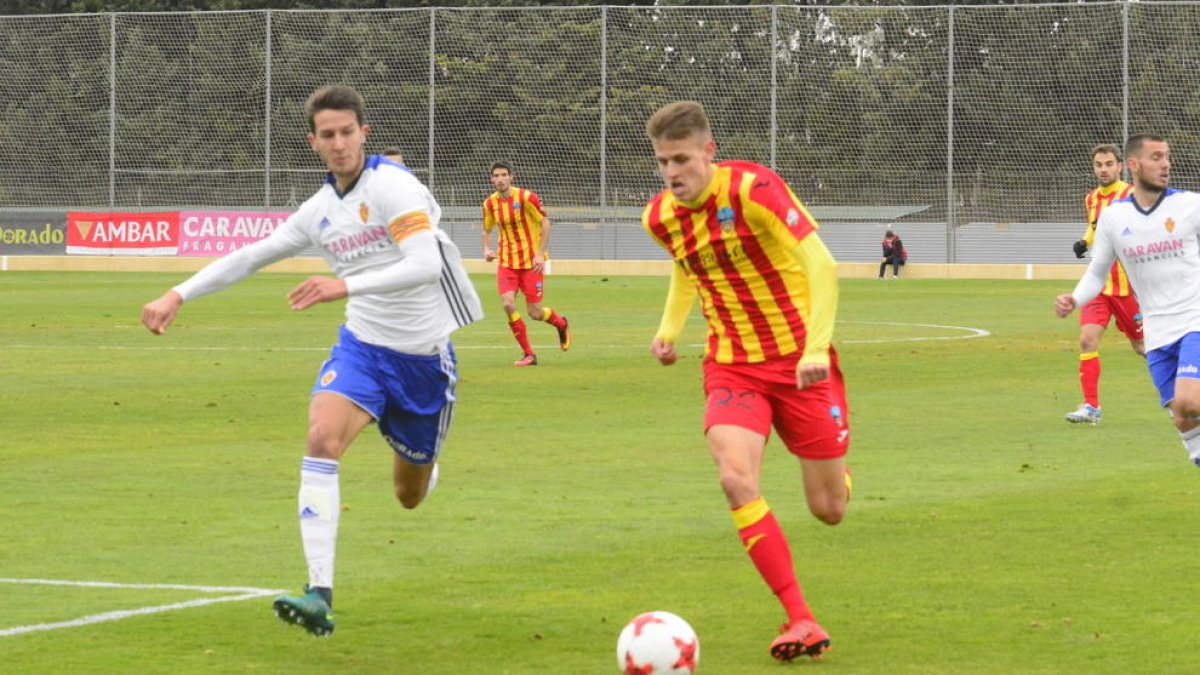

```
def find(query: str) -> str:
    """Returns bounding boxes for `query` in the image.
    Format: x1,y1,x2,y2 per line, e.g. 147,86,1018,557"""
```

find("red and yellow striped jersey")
483,187,546,270
1083,180,1134,297
643,161,825,365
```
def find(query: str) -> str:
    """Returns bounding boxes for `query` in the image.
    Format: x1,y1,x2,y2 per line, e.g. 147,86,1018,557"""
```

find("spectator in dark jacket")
879,230,905,279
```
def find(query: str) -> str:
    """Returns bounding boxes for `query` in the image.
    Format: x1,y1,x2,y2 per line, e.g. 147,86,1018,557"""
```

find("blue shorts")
312,325,457,465
1146,332,1200,407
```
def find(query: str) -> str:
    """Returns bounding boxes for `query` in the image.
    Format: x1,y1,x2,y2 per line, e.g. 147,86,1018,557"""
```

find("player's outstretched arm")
141,290,183,335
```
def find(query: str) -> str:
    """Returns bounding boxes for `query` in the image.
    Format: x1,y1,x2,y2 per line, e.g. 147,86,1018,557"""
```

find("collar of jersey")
325,158,368,199
1131,187,1177,216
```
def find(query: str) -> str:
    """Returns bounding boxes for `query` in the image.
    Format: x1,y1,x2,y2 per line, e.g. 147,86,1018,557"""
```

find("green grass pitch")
1,272,1196,674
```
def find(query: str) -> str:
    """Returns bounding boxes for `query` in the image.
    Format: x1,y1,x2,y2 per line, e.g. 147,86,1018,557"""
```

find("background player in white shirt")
1056,133,1200,468
141,85,482,636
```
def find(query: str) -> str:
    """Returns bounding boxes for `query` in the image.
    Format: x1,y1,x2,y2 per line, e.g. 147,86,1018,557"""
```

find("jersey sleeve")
482,196,496,233
787,234,838,368
1072,208,1117,306
527,190,547,218
172,207,313,302
1082,192,1097,246
379,173,435,245
654,262,697,343
743,169,818,249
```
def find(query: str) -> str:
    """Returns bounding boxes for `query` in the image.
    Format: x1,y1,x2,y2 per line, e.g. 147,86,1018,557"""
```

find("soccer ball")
616,611,700,674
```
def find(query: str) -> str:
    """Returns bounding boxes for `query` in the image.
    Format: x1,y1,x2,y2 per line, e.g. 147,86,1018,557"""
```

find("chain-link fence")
1,3,1195,262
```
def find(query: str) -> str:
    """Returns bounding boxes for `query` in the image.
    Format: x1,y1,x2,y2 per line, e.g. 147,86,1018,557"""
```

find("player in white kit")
1056,133,1200,468
140,85,483,636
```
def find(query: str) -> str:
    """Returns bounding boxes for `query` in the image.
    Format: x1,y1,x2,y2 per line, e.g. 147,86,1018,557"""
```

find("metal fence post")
109,13,116,208
945,5,955,264
264,9,272,209
600,6,609,259
428,8,437,193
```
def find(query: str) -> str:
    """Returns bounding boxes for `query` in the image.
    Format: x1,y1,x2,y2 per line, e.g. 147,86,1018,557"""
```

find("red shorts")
1080,293,1143,341
702,346,850,460
496,265,544,301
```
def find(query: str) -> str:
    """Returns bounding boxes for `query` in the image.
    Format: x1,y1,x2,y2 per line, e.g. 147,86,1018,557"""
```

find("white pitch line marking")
838,320,991,344
0,578,287,638
0,321,990,352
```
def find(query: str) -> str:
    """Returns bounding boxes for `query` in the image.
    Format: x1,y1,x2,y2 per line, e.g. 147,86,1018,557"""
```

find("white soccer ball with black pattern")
616,611,699,674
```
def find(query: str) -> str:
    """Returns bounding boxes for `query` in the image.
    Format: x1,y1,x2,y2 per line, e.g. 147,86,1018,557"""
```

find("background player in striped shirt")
1065,144,1145,424
642,101,850,663
141,85,482,637
481,160,571,366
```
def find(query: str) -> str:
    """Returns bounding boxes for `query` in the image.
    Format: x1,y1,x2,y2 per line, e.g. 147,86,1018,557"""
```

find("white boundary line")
1,322,989,352
0,578,287,638
838,320,991,344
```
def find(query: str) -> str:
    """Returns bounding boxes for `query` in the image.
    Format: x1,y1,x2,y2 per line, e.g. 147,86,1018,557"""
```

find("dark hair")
645,101,711,141
304,85,366,133
885,230,895,238
1091,143,1121,161
381,146,404,160
490,160,513,175
1125,132,1166,159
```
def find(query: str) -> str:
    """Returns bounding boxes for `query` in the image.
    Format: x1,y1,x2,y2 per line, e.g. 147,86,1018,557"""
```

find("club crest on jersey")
359,202,370,223
513,201,522,210
717,206,736,231
320,370,337,387
1165,218,1175,233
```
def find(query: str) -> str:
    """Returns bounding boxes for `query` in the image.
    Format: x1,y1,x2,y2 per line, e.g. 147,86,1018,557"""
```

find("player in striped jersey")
140,85,483,636
642,101,850,662
1058,133,1200,468
481,161,571,366
1065,144,1145,424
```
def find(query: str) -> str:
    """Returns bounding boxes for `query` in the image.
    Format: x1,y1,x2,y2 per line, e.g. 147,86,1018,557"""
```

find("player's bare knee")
810,500,845,526
305,427,343,459
716,468,755,502
1175,400,1200,428
394,484,426,509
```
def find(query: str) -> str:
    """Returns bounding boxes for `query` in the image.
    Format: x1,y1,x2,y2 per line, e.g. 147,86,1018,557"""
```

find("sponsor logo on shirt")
1121,227,1133,236
323,224,392,262
1123,238,1185,264
318,217,332,231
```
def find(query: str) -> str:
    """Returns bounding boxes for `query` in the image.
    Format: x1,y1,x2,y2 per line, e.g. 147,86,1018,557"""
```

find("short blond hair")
645,101,711,141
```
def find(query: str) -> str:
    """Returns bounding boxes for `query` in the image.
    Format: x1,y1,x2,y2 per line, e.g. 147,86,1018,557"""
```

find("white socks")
299,457,340,589
426,463,439,501
1181,426,1200,466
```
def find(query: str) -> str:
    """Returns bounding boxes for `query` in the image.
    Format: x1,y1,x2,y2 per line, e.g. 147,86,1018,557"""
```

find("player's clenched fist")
1054,293,1077,318
141,290,183,335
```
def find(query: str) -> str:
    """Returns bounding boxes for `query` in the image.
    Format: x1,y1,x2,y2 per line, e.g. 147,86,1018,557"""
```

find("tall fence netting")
2,3,1199,261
